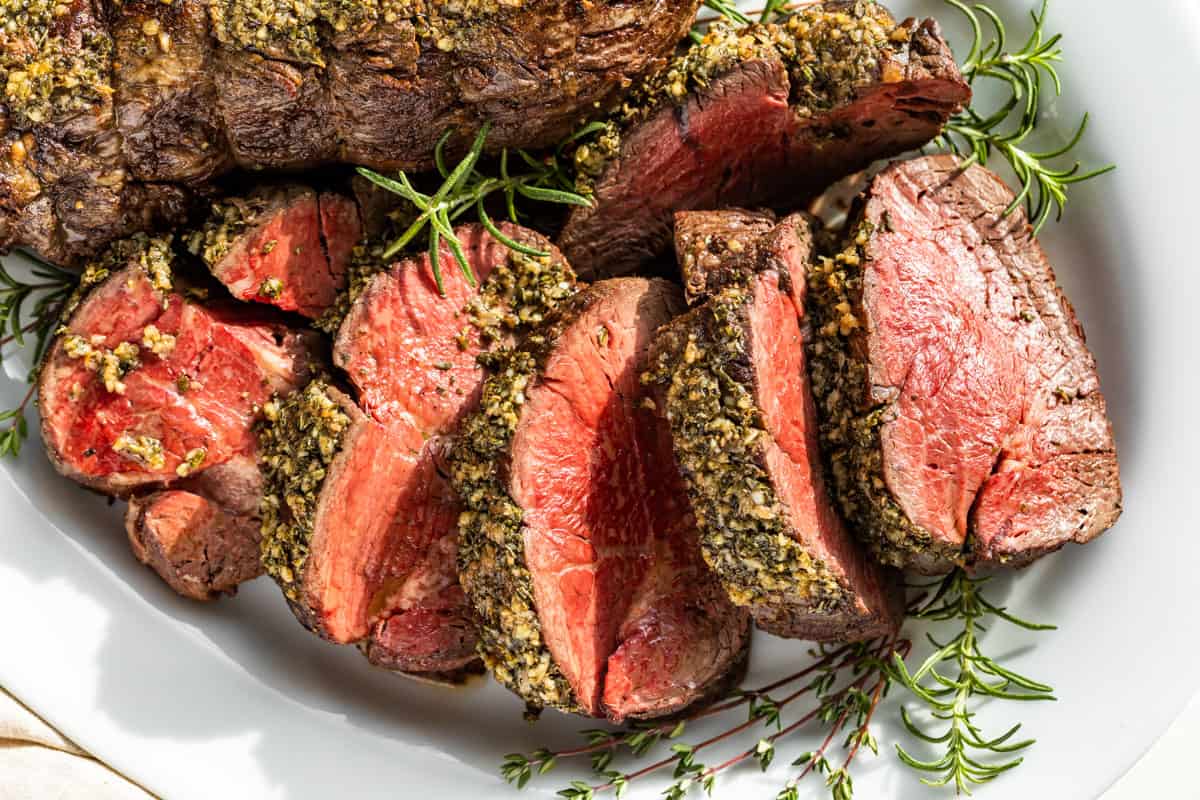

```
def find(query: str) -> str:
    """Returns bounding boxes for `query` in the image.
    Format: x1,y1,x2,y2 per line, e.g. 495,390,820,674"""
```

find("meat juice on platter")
0,0,1124,797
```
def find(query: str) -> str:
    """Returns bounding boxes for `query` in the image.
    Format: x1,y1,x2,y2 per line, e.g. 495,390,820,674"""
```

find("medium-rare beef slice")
188,186,361,318
259,381,427,638
125,455,265,601
452,278,750,720
258,381,478,674
334,224,576,431
259,226,577,675
645,217,902,640
674,209,778,304
2,0,699,266
807,155,1122,572
558,4,971,279
336,224,577,674
37,235,318,496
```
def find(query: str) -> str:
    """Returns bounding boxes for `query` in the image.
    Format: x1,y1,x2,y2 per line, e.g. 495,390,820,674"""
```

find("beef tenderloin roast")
1,0,701,264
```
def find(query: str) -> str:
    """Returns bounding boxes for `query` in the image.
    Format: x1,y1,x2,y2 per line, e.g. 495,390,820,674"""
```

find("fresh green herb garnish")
0,257,78,457
938,0,1114,233
356,123,591,295
889,571,1056,793
503,638,906,800
503,568,1054,799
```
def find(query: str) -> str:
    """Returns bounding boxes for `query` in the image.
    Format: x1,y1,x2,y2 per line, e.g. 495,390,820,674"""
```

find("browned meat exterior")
189,186,361,318
646,214,902,640
453,278,750,721
259,225,576,675
37,235,318,497
808,155,1122,572
0,1,191,266
125,455,264,600
558,4,971,279
674,208,777,304
0,0,700,264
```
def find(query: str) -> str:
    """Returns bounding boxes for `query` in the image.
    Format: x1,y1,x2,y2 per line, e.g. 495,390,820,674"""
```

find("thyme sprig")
888,570,1056,794
938,0,1114,233
502,638,907,800
356,123,591,295
0,257,77,457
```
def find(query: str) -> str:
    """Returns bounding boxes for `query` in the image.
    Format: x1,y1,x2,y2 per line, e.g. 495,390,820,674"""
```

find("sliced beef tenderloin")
37,235,319,496
260,225,576,675
558,4,971,279
125,455,264,601
674,209,777,304
807,155,1122,572
452,278,750,721
188,186,361,318
645,216,902,640
259,381,427,641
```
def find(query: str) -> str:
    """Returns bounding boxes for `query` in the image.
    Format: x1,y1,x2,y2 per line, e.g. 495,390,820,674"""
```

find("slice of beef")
674,209,777,304
646,216,903,640
260,224,576,675
189,186,361,318
341,227,575,674
125,455,264,601
807,155,1122,572
259,381,425,641
558,4,971,279
452,278,750,721
2,0,700,265
37,235,318,496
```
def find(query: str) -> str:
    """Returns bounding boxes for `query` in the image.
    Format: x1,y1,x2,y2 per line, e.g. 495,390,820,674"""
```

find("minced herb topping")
58,234,174,326
0,0,113,126
642,291,845,619
451,344,578,713
208,0,526,66
314,241,388,335
258,380,352,598
805,222,956,569
570,2,902,192
187,197,266,268
463,249,575,345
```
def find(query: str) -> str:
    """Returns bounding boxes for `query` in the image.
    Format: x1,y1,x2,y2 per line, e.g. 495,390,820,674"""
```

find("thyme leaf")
0,256,78,458
937,0,1115,233
502,639,905,800
356,123,591,296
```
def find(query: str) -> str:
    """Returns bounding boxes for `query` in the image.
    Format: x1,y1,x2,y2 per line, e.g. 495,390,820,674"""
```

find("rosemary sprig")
502,638,906,800
356,123,591,295
938,0,1114,233
0,256,77,457
888,570,1056,794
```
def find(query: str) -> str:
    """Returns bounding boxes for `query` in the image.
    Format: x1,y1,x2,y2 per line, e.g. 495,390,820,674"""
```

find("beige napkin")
0,687,156,799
